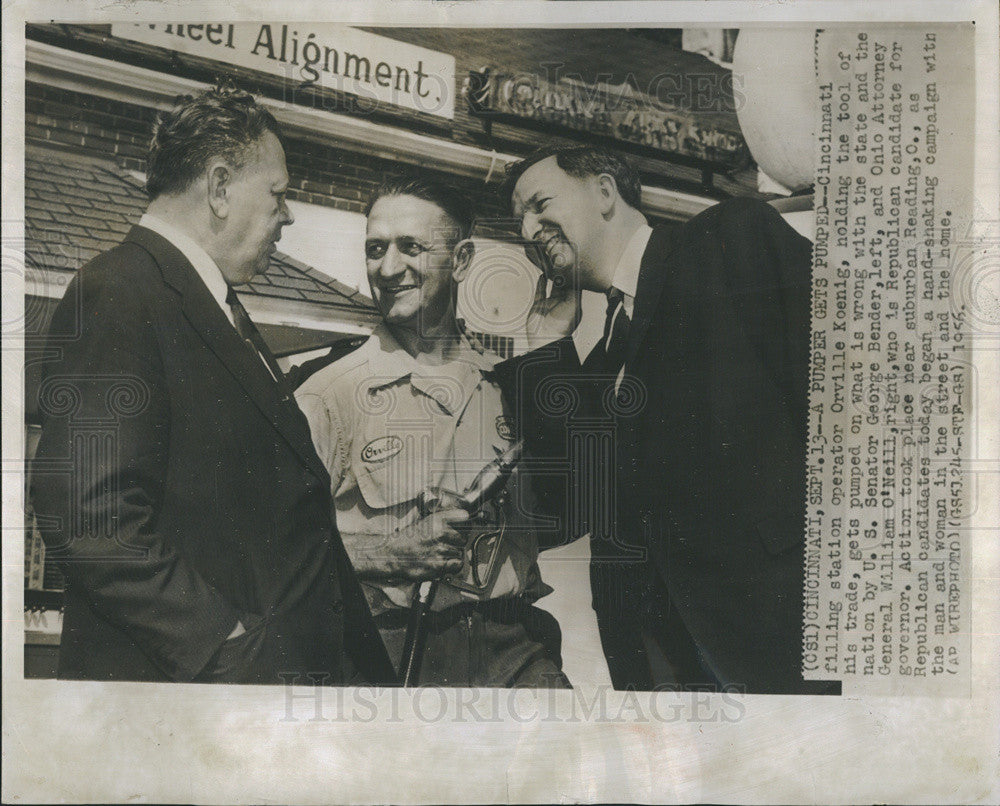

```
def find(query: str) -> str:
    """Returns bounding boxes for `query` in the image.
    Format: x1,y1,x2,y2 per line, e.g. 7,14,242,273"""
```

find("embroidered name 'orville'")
361,435,404,463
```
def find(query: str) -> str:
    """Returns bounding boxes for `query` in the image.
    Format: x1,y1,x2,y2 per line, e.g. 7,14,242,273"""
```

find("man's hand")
525,271,582,350
344,508,471,583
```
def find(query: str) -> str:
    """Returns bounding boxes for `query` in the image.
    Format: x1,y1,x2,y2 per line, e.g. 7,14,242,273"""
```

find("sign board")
467,69,748,169
111,23,455,119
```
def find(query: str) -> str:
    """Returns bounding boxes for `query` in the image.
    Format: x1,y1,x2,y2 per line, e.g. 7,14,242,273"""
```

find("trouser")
593,557,718,691
374,596,571,688
639,581,720,691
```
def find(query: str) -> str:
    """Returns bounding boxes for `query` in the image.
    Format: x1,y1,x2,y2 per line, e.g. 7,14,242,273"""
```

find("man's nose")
378,244,405,278
520,212,540,242
281,201,295,226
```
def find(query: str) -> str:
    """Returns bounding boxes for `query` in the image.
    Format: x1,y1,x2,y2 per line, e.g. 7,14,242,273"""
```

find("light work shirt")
296,325,550,615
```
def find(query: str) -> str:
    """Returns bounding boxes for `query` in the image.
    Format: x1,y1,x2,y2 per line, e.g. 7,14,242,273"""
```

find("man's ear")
451,238,476,282
596,173,619,217
207,160,231,219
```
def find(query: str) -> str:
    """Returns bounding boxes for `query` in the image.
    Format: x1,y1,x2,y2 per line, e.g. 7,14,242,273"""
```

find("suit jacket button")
331,600,344,614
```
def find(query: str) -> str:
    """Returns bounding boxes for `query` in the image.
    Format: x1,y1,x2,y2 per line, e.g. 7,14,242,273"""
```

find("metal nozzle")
456,439,524,513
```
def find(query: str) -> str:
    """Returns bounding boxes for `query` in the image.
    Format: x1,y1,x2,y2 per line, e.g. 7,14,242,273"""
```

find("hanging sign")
465,68,748,169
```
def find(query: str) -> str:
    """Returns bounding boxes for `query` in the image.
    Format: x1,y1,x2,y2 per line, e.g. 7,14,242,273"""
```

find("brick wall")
26,82,156,170
25,81,514,237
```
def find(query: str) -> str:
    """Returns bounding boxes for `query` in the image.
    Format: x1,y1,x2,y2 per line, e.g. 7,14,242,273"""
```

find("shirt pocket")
353,429,446,512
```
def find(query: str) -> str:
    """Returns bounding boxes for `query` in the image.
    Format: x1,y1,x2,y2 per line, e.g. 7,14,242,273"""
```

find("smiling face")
216,131,294,285
510,156,607,290
364,194,463,334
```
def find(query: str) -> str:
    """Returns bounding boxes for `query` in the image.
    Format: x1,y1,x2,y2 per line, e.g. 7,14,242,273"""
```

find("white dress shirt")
138,214,278,380
138,213,235,328
608,222,652,322
606,223,652,390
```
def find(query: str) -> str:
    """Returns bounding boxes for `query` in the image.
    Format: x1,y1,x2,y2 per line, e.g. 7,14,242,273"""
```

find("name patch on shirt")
361,435,404,463
495,415,516,441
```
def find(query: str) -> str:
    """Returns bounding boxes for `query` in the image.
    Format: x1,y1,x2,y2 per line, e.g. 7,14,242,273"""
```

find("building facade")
23,22,757,674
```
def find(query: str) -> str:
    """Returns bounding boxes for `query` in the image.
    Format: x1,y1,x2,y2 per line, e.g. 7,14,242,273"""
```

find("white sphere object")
731,28,817,192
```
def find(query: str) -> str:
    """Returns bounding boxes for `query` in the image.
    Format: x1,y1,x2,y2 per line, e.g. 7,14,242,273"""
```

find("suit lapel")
125,226,329,480
623,224,675,372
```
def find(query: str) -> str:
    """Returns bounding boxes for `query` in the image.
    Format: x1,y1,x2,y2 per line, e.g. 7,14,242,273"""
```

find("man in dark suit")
30,84,395,686
495,145,838,694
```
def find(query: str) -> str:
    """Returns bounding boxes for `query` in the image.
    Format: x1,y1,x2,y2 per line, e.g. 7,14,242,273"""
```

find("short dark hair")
365,172,475,244
146,82,282,199
501,145,643,210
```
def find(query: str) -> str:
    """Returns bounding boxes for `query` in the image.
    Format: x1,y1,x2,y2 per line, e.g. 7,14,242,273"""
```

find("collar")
364,324,496,415
609,223,653,300
139,213,232,324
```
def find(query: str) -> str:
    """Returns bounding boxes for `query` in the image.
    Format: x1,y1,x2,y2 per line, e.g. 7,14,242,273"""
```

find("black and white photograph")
3,1,998,803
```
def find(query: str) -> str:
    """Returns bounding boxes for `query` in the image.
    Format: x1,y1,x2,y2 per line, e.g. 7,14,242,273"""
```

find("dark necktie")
602,286,631,373
226,287,287,390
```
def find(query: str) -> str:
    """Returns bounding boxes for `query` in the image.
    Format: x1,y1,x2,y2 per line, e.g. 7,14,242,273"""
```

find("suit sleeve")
493,337,596,548
294,379,397,686
685,197,814,542
31,261,243,682
295,383,351,494
713,198,813,400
